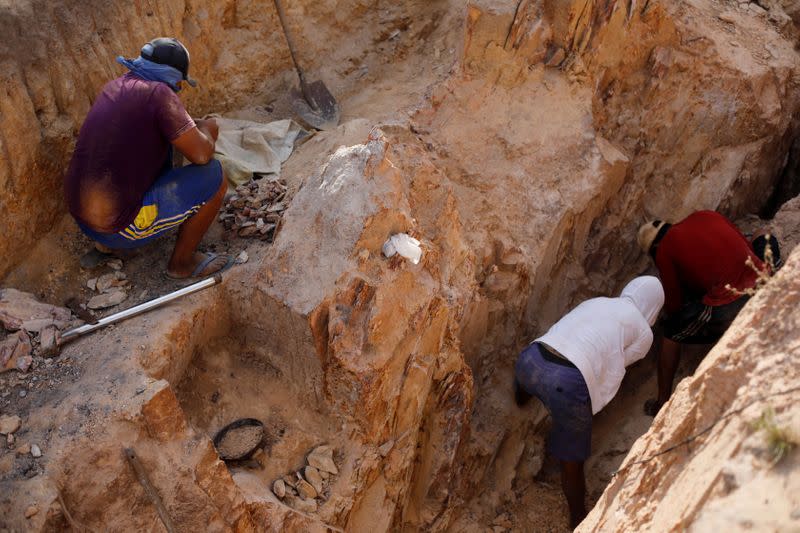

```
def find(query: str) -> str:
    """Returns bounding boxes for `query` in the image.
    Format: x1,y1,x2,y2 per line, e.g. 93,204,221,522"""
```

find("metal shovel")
273,0,340,130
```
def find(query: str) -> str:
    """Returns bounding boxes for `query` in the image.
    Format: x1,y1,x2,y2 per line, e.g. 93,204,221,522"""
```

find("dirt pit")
175,337,337,493
1,0,800,531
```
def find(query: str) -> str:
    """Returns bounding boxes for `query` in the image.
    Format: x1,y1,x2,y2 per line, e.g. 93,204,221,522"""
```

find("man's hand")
196,118,219,142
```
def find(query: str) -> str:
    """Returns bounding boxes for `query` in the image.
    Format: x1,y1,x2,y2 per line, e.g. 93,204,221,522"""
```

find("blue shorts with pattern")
78,159,223,250
515,342,592,462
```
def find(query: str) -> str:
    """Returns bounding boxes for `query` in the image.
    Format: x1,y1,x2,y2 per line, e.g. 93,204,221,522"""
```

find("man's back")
656,210,761,312
537,276,662,413
64,74,194,233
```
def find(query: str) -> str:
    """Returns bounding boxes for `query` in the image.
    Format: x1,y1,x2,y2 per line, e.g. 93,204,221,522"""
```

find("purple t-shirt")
64,73,195,233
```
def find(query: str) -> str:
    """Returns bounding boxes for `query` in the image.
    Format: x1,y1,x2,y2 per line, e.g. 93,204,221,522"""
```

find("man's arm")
172,118,219,165
623,327,653,367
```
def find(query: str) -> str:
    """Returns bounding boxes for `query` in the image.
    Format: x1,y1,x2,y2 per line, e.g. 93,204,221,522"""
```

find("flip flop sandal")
79,248,113,269
165,252,235,282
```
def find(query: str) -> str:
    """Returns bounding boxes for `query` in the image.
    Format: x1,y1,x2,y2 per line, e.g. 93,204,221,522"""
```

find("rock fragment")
87,289,127,310
0,289,72,331
87,278,97,291
291,496,317,513
95,272,126,293
546,46,566,68
30,444,42,458
303,466,324,495
296,478,317,499
235,251,249,264
1,330,32,372
0,415,22,435
39,326,58,357
25,505,38,518
273,478,286,498
307,445,338,475
378,440,394,457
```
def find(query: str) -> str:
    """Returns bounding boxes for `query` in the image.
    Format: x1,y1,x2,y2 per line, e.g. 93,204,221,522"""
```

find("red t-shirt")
64,74,195,233
655,211,763,313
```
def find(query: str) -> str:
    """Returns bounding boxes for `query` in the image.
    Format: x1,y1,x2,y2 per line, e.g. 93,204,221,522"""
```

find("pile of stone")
219,178,288,240
272,444,338,513
0,289,77,372
0,414,42,459
85,260,129,310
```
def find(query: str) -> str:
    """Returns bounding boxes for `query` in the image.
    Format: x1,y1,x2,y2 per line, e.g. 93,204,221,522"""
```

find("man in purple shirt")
64,37,232,279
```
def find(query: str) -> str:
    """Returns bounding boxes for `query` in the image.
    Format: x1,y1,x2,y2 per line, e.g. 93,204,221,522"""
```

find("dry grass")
726,233,776,297
751,406,796,466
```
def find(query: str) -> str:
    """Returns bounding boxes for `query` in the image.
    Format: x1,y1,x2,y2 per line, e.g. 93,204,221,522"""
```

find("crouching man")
637,211,780,416
64,37,232,279
514,276,664,528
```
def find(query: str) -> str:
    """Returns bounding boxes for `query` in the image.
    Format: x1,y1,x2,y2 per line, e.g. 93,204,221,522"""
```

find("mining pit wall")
1,0,799,531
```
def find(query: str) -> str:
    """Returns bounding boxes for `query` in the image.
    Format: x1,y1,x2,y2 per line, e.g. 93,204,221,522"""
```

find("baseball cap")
141,37,197,87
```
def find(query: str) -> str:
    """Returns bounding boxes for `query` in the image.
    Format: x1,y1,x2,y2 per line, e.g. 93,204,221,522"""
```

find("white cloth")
213,117,305,186
536,276,664,414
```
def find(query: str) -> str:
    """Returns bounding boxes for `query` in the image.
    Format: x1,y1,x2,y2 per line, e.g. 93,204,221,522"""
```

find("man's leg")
645,336,681,416
560,460,586,528
167,175,228,278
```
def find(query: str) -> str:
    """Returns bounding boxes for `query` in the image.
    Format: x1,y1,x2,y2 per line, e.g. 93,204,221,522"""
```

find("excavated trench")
2,0,800,531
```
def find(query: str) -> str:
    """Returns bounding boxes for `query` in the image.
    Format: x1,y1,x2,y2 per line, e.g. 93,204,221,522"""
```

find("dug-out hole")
174,335,338,501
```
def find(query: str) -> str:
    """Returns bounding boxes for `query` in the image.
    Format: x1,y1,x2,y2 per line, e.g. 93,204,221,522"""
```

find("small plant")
751,406,796,466
726,233,776,297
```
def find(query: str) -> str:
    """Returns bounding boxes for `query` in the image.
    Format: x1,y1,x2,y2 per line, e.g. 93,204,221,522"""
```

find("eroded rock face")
579,245,800,532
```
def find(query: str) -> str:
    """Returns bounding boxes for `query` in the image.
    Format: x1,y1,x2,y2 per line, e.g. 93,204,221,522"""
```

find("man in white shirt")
514,276,664,527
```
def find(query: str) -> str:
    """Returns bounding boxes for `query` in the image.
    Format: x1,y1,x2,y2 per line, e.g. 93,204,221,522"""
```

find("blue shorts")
515,342,592,462
79,159,223,250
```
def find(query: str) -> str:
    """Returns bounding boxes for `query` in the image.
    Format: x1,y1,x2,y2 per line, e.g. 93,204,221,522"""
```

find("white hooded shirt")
535,276,665,414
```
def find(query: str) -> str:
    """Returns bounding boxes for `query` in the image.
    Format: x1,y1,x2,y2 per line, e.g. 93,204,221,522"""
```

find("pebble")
378,440,394,457
304,466,324,494
19,390,27,398
107,259,124,270
30,444,42,458
546,47,566,68
7,433,15,446
87,289,127,310
86,278,98,291
25,505,38,518
39,326,58,357
0,414,21,435
235,251,249,265
273,478,286,498
296,478,317,499
307,445,338,475
293,497,317,513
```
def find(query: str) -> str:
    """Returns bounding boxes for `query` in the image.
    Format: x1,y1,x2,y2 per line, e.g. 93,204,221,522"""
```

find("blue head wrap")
116,56,184,92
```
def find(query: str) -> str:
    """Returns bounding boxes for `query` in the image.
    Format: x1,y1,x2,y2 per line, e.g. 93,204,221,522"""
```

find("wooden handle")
273,0,307,85
124,447,177,533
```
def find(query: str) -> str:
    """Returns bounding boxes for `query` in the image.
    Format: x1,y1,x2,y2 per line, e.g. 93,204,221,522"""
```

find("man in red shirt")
637,211,779,415
65,38,232,279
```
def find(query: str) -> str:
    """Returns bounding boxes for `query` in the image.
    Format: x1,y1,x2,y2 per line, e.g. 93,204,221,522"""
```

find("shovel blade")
291,80,340,131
